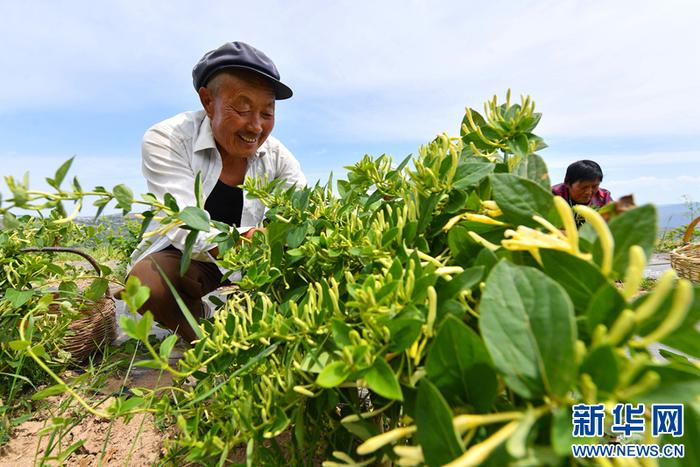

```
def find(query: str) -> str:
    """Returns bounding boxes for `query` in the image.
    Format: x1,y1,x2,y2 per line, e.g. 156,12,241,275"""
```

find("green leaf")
551,406,576,456
381,226,399,247
317,361,351,388
415,379,464,466
31,344,47,358
512,154,551,191
119,315,139,340
267,221,289,268
50,157,74,189
177,206,211,232
630,364,700,405
584,282,626,334
437,266,484,302
153,262,203,340
7,340,30,351
286,223,307,248
331,319,352,347
84,278,108,301
341,419,380,442
507,134,530,158
159,334,179,360
2,212,20,230
479,261,577,399
299,350,332,373
364,358,403,401
113,184,134,213
386,311,423,352
474,247,499,276
136,311,154,341
452,161,495,190
444,189,468,213
581,345,619,394
447,224,481,264
180,229,198,276
134,359,164,369
56,440,85,463
659,401,699,467
592,204,656,279
5,288,34,307
122,276,150,313
490,173,554,227
264,406,291,439
661,318,700,360
163,193,179,212
425,315,497,412
636,286,700,359
194,172,204,208
539,250,608,314
32,384,67,400
116,396,146,415
416,193,440,235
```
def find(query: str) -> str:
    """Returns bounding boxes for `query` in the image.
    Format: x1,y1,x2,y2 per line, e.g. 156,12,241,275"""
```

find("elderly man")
128,42,306,341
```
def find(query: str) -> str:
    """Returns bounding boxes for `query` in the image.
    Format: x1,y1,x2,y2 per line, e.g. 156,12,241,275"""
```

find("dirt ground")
0,367,174,467
0,411,167,467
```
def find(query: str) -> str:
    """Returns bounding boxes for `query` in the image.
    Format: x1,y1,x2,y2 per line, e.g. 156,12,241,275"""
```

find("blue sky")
1,0,699,213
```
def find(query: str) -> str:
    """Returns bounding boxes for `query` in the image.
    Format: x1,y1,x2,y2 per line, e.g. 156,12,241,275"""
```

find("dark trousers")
127,247,223,342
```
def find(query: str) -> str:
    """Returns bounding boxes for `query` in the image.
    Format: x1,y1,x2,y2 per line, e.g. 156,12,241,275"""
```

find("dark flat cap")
192,41,292,100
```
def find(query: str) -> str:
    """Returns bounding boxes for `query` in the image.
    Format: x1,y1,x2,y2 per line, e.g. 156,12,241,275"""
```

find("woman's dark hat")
192,41,292,100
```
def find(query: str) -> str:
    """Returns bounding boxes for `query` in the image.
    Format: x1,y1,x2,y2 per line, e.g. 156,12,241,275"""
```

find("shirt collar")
194,113,266,158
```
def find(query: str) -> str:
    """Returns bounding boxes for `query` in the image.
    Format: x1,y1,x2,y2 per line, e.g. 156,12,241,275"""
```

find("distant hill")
655,203,698,233
2,205,695,236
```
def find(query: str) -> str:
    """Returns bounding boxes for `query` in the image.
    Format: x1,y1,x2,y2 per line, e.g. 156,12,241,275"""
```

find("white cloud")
1,0,699,139
546,150,700,170
606,175,700,205
1,0,699,208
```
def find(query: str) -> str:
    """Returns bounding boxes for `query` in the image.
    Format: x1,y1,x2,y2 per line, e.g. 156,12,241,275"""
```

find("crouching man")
128,42,306,341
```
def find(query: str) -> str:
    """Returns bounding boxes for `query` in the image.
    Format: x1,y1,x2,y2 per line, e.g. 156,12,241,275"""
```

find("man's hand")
209,228,266,259
242,227,265,239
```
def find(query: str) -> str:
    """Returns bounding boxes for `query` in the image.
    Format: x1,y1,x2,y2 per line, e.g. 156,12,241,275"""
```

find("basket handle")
682,216,700,244
19,247,112,298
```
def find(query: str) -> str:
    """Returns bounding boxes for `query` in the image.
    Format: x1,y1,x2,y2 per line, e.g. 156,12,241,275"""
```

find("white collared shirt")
129,109,306,269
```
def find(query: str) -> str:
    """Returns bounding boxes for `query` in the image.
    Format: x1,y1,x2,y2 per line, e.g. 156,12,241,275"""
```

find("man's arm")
141,126,217,259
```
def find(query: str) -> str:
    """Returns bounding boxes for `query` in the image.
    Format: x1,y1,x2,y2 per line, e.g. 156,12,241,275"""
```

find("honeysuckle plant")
1,92,698,466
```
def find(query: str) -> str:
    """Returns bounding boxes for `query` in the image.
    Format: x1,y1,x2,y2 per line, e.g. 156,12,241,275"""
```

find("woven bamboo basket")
670,215,700,283
21,247,117,361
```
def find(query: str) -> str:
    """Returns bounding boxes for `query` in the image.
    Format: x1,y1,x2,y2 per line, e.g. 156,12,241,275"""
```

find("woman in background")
552,160,612,226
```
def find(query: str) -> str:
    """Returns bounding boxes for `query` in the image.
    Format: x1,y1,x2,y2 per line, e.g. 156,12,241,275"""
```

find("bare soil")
0,368,174,466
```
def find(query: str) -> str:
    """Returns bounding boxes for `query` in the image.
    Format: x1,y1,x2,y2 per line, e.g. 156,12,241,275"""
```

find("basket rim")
670,241,700,258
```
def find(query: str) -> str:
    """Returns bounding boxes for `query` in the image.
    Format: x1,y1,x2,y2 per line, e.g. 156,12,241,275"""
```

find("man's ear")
198,87,214,117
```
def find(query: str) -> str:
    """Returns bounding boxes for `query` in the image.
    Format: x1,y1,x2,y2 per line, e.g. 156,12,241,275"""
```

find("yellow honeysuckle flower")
573,204,614,276
497,197,595,264
500,225,592,264
480,200,503,217
356,426,417,455
444,420,520,467
468,231,500,251
553,196,580,255
443,212,507,232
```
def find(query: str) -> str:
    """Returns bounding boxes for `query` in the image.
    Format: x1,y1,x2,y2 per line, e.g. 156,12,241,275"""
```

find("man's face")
568,179,600,204
200,73,275,160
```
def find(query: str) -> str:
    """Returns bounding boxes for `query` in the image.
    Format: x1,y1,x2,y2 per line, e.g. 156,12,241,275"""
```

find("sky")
1,0,699,215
